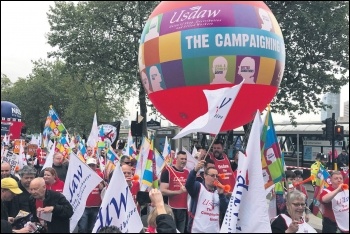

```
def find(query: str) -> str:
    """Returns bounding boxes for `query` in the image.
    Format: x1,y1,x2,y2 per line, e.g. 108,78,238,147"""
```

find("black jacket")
6,181,32,217
156,214,177,233
29,190,73,233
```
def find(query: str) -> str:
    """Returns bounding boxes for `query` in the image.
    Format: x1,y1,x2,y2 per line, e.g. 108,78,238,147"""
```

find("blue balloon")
1,101,22,121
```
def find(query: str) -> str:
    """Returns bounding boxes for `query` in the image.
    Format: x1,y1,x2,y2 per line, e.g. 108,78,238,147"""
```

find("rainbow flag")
56,135,71,158
43,105,67,148
141,139,155,189
260,106,285,189
311,164,330,217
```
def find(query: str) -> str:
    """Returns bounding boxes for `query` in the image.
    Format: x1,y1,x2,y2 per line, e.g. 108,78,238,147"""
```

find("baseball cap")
1,178,22,194
316,153,327,160
86,158,97,165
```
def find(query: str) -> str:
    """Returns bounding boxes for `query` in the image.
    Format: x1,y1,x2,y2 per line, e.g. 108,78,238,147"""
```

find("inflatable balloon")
139,1,285,130
1,101,24,139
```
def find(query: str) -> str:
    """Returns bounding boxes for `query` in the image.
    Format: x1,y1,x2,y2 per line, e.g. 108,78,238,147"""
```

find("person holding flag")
159,150,189,233
77,158,105,233
186,159,229,233
309,152,329,216
320,171,349,233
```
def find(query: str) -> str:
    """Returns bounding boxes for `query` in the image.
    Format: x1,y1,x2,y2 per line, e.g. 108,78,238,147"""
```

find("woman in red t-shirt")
43,167,65,193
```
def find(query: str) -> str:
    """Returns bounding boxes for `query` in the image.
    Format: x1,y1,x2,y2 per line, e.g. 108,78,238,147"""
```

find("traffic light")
334,125,344,141
322,118,334,140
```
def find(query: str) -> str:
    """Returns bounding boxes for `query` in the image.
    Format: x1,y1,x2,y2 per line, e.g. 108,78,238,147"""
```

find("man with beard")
160,151,189,233
208,140,235,193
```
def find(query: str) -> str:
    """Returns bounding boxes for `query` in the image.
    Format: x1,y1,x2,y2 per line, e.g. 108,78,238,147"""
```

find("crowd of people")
1,138,349,233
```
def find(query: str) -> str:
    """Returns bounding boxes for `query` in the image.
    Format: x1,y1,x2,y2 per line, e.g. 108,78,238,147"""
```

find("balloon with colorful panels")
139,1,285,130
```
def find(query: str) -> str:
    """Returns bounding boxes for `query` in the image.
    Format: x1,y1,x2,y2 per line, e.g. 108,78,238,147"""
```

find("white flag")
63,152,102,232
191,145,198,158
135,137,150,186
3,134,10,145
182,147,198,171
162,136,170,159
220,111,271,233
18,143,27,169
87,112,99,148
41,141,56,171
92,163,143,233
174,82,243,139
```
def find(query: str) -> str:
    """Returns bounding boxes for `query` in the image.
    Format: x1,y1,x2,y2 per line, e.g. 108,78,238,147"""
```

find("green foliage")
1,74,13,92
46,1,159,121
2,1,349,135
1,60,123,134
266,1,349,119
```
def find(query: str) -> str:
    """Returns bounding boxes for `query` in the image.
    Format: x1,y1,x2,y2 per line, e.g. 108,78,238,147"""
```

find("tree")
46,1,348,129
266,1,349,120
1,74,13,93
1,60,122,135
46,1,160,135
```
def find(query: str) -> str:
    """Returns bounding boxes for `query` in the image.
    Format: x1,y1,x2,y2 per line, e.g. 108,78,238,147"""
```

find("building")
344,100,349,119
320,93,340,120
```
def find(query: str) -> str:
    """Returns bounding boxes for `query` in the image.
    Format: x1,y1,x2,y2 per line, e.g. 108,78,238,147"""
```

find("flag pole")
203,133,218,161
165,164,185,187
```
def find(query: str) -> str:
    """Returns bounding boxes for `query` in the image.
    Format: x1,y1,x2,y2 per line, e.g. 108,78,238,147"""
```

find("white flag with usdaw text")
220,111,271,233
92,162,143,233
63,153,102,232
173,81,243,139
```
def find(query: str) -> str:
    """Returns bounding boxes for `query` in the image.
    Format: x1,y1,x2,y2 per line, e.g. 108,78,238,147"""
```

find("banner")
63,153,103,233
92,163,143,233
13,139,25,154
221,111,271,233
1,122,11,136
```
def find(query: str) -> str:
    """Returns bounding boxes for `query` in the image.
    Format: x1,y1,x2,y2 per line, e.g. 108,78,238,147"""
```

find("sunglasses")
124,162,131,165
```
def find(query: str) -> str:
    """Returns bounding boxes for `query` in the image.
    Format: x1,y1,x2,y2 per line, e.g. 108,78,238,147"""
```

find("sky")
1,1,349,125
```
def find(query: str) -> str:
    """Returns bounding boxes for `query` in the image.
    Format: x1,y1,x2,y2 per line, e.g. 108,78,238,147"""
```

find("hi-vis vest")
310,161,322,186
323,188,349,232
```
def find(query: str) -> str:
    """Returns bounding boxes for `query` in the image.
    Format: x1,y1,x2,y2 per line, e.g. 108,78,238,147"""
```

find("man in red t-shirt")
77,158,105,233
320,171,349,233
160,151,189,233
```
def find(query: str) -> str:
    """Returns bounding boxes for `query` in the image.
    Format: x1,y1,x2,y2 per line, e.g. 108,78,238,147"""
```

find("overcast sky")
1,1,348,124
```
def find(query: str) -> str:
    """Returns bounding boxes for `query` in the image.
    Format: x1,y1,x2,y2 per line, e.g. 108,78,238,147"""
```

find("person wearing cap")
77,157,104,233
1,178,34,233
1,177,23,220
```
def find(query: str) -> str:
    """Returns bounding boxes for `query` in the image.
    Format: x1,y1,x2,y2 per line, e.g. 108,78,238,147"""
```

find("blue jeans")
78,207,99,233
